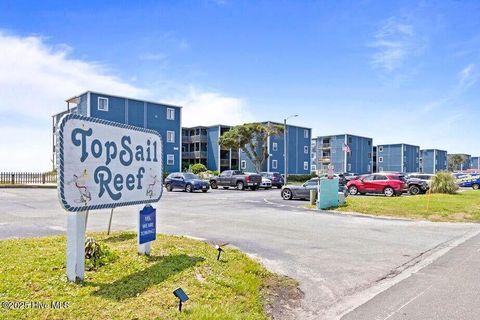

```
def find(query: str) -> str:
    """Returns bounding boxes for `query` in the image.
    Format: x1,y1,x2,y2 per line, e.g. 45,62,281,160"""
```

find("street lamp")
284,114,298,185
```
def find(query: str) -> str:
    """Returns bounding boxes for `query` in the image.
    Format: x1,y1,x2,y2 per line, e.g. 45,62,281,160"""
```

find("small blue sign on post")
139,205,156,245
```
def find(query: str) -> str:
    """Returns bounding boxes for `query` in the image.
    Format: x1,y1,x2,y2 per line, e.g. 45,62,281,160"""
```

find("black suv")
406,173,433,195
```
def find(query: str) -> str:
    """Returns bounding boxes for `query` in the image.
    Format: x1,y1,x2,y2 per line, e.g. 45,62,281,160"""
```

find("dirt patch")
262,274,304,320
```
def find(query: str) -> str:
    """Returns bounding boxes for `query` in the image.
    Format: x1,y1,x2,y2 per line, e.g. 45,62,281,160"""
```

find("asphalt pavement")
1,187,479,319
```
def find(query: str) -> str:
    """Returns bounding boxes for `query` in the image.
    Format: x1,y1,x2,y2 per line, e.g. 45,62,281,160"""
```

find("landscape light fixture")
215,242,228,261
173,287,189,312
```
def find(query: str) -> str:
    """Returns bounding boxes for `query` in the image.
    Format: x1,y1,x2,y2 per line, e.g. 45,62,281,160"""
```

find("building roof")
315,133,373,140
65,90,183,109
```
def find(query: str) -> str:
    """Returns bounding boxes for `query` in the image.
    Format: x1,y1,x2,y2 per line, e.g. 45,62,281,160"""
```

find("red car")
346,173,407,197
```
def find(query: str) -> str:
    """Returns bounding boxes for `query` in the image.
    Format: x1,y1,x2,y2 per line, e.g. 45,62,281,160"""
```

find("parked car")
317,173,348,186
259,177,272,189
260,172,284,188
281,177,348,200
346,173,407,197
164,172,210,193
453,173,480,190
406,173,433,195
210,170,262,190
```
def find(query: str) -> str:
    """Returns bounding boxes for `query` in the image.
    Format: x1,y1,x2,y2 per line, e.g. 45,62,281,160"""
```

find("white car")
260,177,272,189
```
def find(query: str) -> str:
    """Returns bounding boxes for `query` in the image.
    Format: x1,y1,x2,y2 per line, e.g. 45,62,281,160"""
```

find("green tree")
190,163,208,174
218,123,284,173
448,154,465,171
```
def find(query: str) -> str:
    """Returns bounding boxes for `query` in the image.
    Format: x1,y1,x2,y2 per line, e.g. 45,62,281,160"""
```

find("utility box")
317,178,339,210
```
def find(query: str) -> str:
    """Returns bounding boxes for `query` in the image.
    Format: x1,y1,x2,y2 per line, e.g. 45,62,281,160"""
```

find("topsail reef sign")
57,114,163,212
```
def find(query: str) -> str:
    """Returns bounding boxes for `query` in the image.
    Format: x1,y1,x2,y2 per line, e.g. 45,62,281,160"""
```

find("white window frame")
378,156,384,163
272,159,278,169
98,97,109,111
378,146,383,152
304,129,309,138
379,167,383,172
167,154,174,165
167,130,175,143
272,142,278,151
304,146,309,154
167,108,175,120
304,161,309,170
347,163,352,171
241,160,247,170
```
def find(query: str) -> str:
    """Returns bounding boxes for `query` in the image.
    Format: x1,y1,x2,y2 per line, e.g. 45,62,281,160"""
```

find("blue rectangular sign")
139,205,156,244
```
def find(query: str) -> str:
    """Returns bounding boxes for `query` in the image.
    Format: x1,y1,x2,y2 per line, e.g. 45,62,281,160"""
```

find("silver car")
281,178,348,200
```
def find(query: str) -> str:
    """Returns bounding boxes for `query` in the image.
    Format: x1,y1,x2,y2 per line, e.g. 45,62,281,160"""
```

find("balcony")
182,135,208,143
320,156,331,163
321,143,331,149
220,159,230,166
183,151,207,159
231,150,239,158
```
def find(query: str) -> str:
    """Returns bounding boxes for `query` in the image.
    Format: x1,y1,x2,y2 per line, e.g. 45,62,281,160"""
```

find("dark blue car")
164,172,210,193
453,173,480,190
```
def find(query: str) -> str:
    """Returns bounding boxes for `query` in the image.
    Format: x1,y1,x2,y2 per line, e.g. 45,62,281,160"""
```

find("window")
273,142,278,151
379,167,383,172
363,175,374,181
167,131,175,143
347,163,351,171
167,108,175,120
378,146,383,152
378,156,383,163
374,175,387,180
304,129,309,138
304,146,309,154
167,154,174,165
98,97,108,111
368,152,372,158
348,137,352,143
367,164,371,172
241,160,247,170
272,160,278,169
368,140,372,146
416,157,419,163
304,161,309,170
311,164,317,171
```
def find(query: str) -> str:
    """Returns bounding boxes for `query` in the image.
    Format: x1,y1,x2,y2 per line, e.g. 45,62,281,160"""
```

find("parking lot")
1,187,479,319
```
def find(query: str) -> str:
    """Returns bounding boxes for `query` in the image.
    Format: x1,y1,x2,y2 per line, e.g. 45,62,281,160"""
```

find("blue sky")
0,0,479,170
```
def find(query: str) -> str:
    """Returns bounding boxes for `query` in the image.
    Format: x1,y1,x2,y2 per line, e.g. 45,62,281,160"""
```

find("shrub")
430,171,458,194
286,173,317,183
191,163,208,174
85,237,118,270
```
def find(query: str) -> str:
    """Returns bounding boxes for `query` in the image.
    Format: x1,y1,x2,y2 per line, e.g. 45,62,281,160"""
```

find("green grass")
336,190,480,222
0,232,295,320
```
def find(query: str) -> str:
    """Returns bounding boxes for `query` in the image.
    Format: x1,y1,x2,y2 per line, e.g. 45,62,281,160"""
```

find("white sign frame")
57,113,163,212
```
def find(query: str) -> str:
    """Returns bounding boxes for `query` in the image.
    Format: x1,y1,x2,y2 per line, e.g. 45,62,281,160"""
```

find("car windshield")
184,173,198,180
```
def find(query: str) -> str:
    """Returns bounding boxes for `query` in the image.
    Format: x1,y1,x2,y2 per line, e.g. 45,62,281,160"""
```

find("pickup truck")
210,170,262,190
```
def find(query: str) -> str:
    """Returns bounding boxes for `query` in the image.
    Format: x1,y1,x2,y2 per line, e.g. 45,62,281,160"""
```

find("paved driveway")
1,188,478,319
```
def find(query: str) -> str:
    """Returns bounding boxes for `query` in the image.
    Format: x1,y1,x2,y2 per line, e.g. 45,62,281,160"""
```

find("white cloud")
369,17,420,72
457,63,477,90
0,32,250,171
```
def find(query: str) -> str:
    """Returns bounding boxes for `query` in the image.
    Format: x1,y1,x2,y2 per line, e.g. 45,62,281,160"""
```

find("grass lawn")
336,190,480,222
0,232,298,320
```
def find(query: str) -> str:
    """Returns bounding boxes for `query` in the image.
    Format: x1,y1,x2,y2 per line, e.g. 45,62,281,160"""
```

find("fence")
0,172,57,185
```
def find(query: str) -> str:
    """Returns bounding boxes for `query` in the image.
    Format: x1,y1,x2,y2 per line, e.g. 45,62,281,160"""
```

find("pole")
84,209,89,229
107,207,115,235
284,118,288,185
66,211,86,282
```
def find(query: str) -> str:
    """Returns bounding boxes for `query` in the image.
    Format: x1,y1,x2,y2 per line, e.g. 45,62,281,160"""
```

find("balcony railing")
320,157,331,163
183,151,207,159
321,143,331,148
182,135,208,143
220,159,230,166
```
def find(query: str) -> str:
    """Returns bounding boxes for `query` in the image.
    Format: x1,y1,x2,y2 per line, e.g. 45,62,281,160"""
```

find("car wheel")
384,187,395,197
185,184,193,193
223,187,229,190
210,181,218,189
409,185,421,195
237,181,245,190
348,186,358,195
277,186,282,189
473,183,479,190
202,189,208,193
165,183,173,192
282,188,293,200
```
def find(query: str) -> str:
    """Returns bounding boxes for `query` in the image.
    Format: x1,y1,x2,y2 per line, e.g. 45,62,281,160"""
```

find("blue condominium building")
239,122,312,174
312,134,373,174
420,149,448,174
53,91,182,173
471,157,480,171
377,143,420,173
183,122,311,175
182,125,239,172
